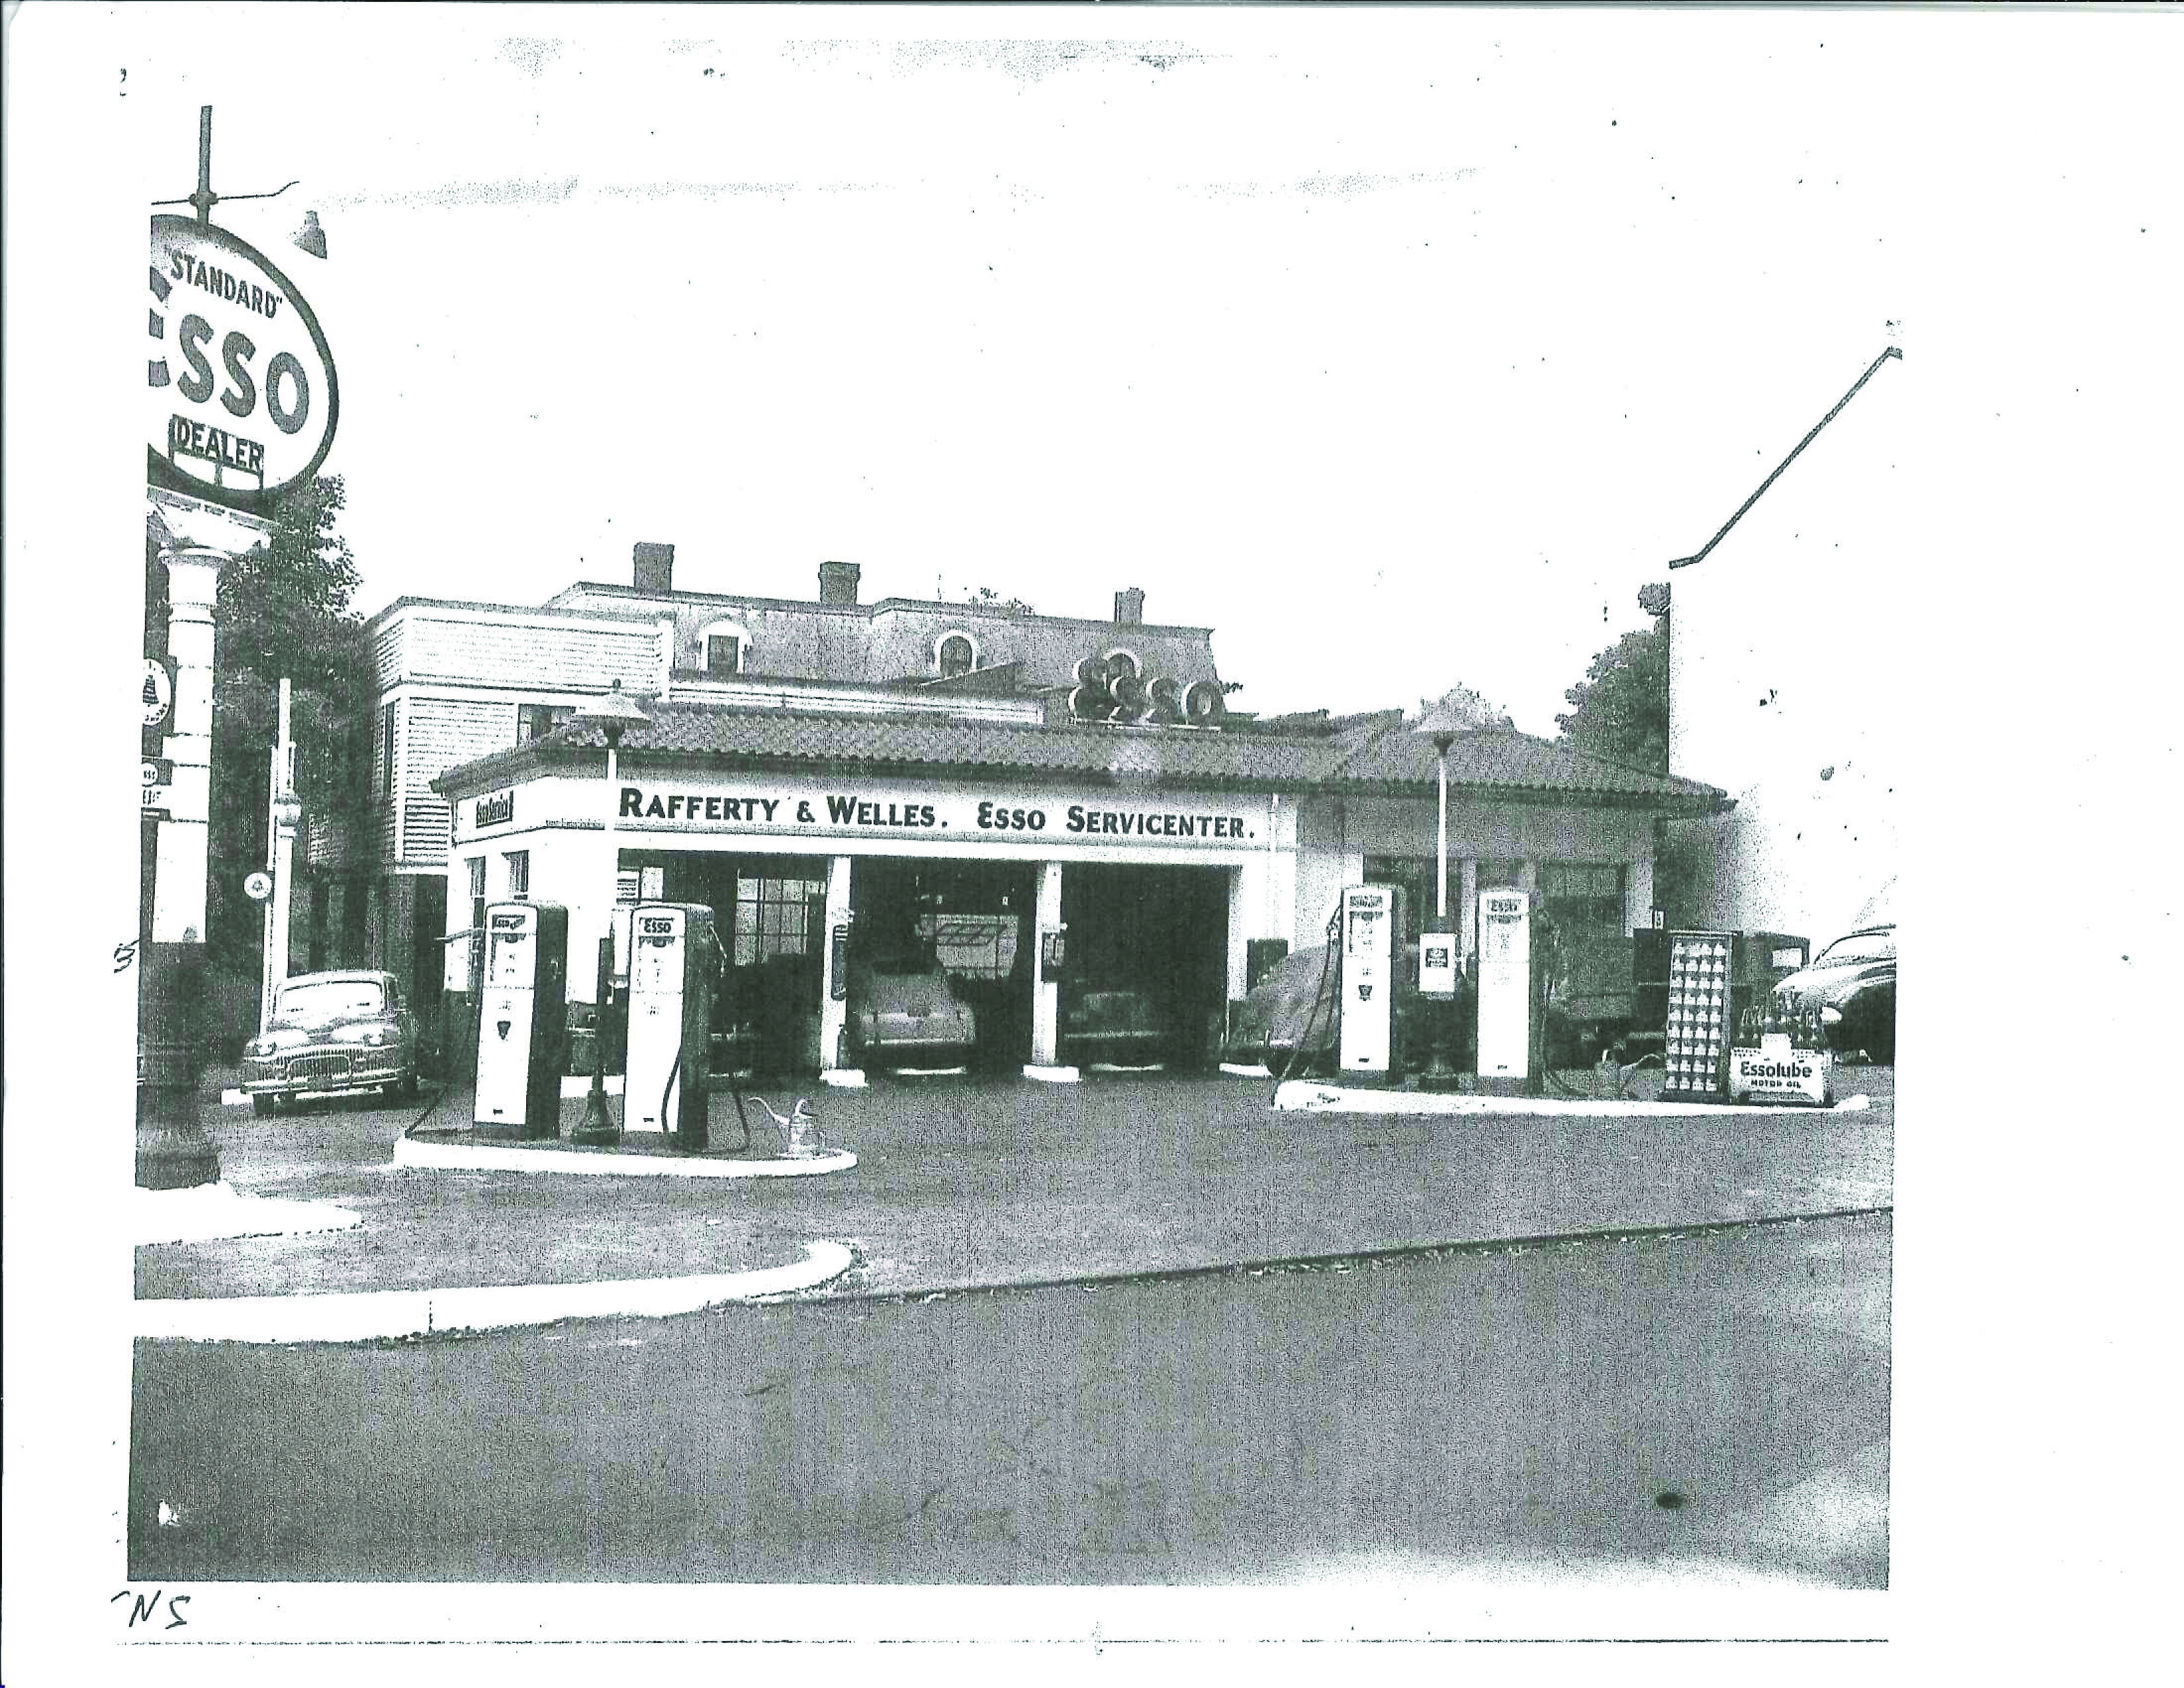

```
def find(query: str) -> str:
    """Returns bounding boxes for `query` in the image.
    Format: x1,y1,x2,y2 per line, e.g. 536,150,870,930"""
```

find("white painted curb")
1021,1064,1081,1084
889,1064,968,1077
1219,1062,1275,1079
134,1182,363,1246
1087,1061,1167,1074
558,1074,626,1099
821,1068,869,1088
395,1135,856,1178
135,1243,855,1344
1271,1080,1871,1118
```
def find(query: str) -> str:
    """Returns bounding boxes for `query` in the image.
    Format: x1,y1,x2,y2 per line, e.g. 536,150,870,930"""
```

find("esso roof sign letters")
149,215,339,512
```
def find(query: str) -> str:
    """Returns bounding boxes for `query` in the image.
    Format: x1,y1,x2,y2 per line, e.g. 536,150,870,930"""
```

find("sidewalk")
139,1066,1893,1311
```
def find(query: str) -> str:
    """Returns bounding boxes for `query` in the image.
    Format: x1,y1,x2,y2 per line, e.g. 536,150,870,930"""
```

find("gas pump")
625,902,717,1147
473,900,569,1139
1337,884,1403,1084
1474,885,1545,1094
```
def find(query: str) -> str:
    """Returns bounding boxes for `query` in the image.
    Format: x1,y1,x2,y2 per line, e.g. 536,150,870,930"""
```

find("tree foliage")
146,476,373,972
1413,683,1514,731
1555,592,1668,775
964,585,1036,615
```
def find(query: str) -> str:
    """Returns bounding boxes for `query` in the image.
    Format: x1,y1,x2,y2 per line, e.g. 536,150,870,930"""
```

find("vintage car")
1225,941,1448,1076
239,970,420,1115
1062,987,1168,1066
1772,924,1897,1063
844,959,978,1070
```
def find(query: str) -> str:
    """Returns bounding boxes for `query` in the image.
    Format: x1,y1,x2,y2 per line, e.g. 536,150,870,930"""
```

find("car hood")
857,978,964,1015
259,1014,400,1047
1776,959,1893,1007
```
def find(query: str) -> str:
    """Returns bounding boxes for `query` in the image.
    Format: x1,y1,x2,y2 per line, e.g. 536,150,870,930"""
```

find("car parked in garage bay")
1062,987,1169,1066
844,957,978,1070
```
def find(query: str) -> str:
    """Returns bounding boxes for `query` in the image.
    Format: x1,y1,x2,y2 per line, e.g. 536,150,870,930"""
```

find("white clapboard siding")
404,615,657,691
400,696,519,867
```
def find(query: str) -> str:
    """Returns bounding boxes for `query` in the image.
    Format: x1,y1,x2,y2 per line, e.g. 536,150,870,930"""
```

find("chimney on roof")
633,543,675,595
818,560,862,606
1114,587,1145,627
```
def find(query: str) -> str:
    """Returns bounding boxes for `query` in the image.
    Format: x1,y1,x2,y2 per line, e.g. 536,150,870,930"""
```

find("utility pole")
261,679,300,1030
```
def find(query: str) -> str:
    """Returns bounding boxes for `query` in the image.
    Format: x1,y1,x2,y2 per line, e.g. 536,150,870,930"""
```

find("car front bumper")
240,1051,412,1096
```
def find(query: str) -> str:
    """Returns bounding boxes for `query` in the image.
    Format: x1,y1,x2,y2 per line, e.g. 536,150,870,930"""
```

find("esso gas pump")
625,902,717,1147
473,900,569,1138
1338,884,1404,1084
1475,885,1550,1094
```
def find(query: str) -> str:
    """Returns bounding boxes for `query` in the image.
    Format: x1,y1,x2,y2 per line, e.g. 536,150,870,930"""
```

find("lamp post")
570,680,649,1144
1414,706,1464,1086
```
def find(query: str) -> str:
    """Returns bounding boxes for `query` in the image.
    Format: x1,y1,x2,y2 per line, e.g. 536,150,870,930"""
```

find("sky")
102,4,1932,731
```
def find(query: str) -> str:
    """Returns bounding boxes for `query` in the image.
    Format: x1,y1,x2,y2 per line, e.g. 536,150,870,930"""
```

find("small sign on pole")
142,660,175,728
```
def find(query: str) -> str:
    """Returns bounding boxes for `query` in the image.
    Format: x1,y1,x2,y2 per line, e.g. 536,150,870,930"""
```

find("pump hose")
1269,911,1344,1107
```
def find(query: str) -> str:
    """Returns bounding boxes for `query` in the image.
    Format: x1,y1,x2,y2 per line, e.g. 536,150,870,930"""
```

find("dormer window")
935,632,978,679
700,619,751,678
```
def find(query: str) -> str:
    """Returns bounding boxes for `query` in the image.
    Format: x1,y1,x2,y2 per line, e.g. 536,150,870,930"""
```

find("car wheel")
1864,1018,1895,1066
252,1094,281,1117
392,1072,422,1103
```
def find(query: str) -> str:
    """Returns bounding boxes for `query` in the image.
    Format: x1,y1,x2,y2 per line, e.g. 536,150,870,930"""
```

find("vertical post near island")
1414,710,1463,1086
572,681,650,1144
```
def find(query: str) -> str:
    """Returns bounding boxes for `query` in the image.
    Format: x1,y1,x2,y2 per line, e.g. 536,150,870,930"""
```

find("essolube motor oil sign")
149,216,338,512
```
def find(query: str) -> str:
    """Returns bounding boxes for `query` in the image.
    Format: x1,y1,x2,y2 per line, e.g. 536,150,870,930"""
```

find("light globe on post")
570,680,650,1144
1412,703,1467,1087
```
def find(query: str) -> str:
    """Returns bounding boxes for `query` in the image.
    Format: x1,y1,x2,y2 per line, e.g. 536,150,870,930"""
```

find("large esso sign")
148,215,338,512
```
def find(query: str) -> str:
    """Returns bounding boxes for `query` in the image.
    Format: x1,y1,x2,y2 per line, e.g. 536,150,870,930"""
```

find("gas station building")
402,549,1729,1082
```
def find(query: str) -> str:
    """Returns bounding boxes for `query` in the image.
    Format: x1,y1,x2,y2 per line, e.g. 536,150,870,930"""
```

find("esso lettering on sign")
149,216,339,514
976,802,1047,833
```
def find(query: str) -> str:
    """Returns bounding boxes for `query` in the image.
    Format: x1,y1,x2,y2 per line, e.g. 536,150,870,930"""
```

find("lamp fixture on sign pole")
570,681,651,1145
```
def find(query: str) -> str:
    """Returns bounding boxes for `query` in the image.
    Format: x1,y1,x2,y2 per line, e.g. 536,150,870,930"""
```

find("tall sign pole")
259,678,300,1031
140,107,338,1190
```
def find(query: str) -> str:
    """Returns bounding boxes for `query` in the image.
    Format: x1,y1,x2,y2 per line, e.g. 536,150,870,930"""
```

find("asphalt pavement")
129,1209,1892,1586
140,1066,1892,1304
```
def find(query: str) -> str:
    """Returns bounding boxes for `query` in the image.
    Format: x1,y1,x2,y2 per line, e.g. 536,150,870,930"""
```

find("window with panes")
466,857,487,992
1539,863,1625,937
516,704,572,743
732,870,828,967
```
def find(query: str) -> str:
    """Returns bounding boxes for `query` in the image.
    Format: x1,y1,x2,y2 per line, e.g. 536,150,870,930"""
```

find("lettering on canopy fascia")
610,784,1263,844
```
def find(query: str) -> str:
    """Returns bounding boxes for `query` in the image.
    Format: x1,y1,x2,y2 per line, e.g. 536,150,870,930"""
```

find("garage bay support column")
1625,857,1655,935
819,855,862,1088
1026,860,1075,1081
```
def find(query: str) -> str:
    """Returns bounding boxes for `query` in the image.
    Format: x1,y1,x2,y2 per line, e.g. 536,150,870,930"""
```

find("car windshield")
275,979,387,1025
1818,931,1895,965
